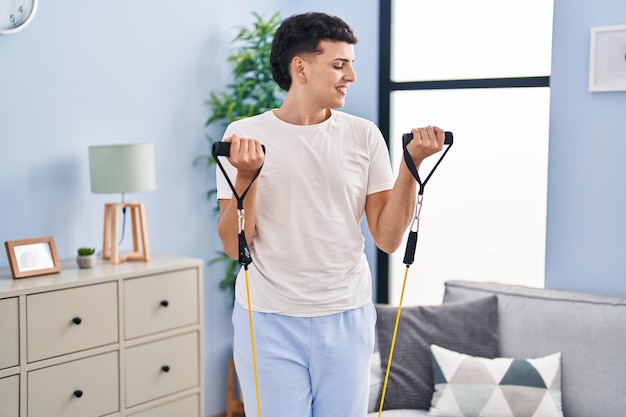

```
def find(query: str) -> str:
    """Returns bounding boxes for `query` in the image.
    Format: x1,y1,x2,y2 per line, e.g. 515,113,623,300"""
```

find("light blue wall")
0,1,377,415
546,0,626,296
2,0,625,414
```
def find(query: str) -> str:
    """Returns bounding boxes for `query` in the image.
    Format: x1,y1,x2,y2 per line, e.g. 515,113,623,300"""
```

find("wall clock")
0,0,39,35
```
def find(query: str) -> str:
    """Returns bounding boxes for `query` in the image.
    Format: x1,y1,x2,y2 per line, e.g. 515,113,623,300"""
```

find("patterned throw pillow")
429,345,563,417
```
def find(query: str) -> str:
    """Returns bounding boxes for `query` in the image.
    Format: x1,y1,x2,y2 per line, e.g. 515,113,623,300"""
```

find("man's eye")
333,65,343,70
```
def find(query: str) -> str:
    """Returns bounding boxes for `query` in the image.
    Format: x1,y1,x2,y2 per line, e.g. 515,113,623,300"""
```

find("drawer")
0,297,19,369
125,332,199,407
27,282,118,362
0,375,19,417
28,351,119,417
127,394,199,417
124,269,198,339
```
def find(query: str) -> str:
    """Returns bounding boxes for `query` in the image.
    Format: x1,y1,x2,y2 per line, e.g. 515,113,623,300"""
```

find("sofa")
367,280,626,417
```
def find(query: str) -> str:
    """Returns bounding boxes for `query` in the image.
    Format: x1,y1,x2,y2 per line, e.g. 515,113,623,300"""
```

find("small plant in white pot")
76,247,96,269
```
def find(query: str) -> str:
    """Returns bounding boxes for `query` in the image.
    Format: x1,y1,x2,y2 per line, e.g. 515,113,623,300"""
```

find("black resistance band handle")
403,231,418,265
212,140,266,268
402,130,454,196
402,131,453,146
212,142,266,157
401,130,454,266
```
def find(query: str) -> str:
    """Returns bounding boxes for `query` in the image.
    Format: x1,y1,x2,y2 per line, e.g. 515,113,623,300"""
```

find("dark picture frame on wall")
4,236,61,279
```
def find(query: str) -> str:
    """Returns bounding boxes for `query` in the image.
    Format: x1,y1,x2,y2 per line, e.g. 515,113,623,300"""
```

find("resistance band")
378,131,453,416
213,141,265,417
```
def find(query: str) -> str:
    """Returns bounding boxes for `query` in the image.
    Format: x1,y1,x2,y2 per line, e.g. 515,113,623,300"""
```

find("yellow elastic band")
245,267,262,417
377,265,410,417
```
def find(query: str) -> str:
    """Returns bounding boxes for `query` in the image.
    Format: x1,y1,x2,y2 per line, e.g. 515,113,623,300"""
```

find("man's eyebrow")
333,57,355,63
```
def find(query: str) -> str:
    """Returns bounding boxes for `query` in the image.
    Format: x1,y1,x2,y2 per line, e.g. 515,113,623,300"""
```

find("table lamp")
88,143,156,264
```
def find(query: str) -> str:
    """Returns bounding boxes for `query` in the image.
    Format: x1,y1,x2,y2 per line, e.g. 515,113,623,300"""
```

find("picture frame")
4,236,61,279
589,24,626,92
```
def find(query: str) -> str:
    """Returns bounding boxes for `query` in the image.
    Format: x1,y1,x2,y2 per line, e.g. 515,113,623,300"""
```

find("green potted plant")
76,247,96,269
197,11,284,298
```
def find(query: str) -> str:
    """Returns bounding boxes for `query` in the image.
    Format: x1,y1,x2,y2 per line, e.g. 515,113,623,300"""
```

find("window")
378,0,554,305
391,0,553,81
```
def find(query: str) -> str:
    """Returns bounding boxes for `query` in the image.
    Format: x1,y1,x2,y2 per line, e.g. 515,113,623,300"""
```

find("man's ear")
291,56,308,84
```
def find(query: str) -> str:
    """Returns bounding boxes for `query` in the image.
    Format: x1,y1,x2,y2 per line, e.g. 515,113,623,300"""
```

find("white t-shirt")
216,110,394,316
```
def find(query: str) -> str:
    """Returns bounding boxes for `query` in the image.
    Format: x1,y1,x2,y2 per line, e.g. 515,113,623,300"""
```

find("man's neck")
273,95,331,126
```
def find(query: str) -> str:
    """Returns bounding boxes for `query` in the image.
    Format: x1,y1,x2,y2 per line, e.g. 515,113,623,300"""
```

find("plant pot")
76,254,96,269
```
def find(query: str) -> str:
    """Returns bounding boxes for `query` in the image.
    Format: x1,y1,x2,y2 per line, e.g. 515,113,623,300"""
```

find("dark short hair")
270,12,358,91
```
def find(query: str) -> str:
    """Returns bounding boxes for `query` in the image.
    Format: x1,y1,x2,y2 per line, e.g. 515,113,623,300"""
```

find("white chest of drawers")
0,254,204,417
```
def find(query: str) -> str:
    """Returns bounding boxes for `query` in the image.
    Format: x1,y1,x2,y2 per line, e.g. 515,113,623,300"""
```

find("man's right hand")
223,134,265,178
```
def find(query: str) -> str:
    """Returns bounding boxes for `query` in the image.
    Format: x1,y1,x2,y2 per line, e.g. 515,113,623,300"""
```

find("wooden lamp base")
102,202,149,264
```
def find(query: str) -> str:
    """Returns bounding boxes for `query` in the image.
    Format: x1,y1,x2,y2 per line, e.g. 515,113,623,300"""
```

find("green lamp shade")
88,143,156,194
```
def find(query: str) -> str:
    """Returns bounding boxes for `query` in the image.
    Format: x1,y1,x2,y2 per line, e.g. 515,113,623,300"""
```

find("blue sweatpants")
232,302,376,417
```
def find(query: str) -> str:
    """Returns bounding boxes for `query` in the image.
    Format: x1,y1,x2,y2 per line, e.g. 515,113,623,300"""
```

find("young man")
216,12,445,417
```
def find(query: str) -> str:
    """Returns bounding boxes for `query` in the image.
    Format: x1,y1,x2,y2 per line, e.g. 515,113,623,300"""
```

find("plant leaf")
199,11,284,297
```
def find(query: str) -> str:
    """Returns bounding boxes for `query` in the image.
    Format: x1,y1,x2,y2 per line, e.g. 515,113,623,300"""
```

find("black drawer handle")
72,317,82,325
160,300,169,308
73,389,83,398
161,365,170,373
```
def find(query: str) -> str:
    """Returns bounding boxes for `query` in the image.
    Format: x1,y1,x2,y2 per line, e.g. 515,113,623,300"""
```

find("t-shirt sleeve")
367,124,394,195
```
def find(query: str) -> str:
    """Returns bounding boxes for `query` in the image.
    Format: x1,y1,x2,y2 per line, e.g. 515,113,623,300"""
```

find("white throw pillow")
429,345,563,417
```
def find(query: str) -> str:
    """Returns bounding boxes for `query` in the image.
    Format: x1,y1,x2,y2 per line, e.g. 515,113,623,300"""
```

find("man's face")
302,40,357,109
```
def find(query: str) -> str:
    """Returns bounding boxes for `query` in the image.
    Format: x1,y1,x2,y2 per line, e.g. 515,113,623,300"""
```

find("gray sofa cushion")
443,280,626,417
375,296,499,411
